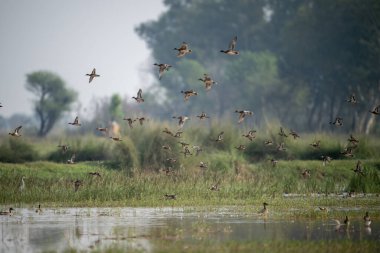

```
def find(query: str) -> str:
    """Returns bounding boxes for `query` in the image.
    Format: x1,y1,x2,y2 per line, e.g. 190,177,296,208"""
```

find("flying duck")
181,90,198,101
68,116,81,126
132,89,144,103
154,63,172,79
174,42,192,57
220,36,239,55
9,126,22,137
86,68,100,83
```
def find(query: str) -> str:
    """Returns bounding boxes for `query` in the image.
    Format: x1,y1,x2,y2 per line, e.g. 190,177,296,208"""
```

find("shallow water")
0,207,378,252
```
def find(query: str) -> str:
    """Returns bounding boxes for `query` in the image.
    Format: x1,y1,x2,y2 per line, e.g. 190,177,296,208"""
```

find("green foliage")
0,138,39,163
25,71,77,137
109,94,123,122
106,137,139,172
136,0,380,133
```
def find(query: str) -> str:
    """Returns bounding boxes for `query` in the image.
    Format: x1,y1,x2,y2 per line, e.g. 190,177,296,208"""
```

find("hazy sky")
0,0,166,117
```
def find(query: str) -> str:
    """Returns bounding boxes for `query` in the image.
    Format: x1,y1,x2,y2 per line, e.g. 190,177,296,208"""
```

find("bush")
0,138,39,163
106,136,139,172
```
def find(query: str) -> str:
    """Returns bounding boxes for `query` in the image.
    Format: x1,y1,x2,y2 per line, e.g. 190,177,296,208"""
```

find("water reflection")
0,207,378,252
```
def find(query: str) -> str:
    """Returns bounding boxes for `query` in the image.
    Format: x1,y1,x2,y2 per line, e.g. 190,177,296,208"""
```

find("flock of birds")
0,36,378,227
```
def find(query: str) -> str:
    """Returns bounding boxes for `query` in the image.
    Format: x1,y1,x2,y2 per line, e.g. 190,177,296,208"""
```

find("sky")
0,0,166,118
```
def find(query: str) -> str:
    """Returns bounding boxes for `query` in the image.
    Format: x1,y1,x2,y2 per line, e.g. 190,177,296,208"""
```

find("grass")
1,159,379,210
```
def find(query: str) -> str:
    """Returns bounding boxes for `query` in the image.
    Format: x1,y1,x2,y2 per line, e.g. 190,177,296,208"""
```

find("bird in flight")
196,112,210,120
110,136,123,141
132,89,144,103
330,117,343,126
215,131,224,142
173,115,190,129
278,127,288,137
154,63,172,80
86,68,100,83
9,126,22,137
242,130,256,141
369,105,379,115
58,144,70,154
220,36,239,55
198,74,217,91
123,117,136,129
181,90,198,101
235,110,253,123
67,153,76,164
346,93,358,104
68,116,81,126
174,42,192,57
289,129,300,139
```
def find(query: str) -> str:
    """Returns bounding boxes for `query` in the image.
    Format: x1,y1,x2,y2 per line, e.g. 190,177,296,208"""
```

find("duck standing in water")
258,202,269,216
0,207,14,216
363,212,371,227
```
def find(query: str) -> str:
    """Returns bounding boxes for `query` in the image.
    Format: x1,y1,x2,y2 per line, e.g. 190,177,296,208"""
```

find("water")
0,207,378,252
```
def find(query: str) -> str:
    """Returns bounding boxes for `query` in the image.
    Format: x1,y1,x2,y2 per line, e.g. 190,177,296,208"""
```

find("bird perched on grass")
164,194,176,200
0,207,14,216
74,179,83,192
9,126,22,137
19,176,26,192
132,89,144,103
369,105,379,115
86,68,100,83
198,74,217,91
220,36,239,55
301,169,311,178
174,42,192,57
154,63,172,79
242,130,256,141
330,117,343,126
235,110,253,123
68,116,81,126
181,90,198,101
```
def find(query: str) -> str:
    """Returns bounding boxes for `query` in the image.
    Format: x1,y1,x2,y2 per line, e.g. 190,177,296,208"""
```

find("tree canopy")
136,0,380,133
26,71,77,137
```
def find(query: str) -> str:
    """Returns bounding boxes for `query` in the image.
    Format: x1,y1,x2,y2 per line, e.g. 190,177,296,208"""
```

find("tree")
109,94,123,122
26,71,77,137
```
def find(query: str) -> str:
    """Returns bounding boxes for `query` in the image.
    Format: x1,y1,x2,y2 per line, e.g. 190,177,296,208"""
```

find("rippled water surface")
1,207,378,252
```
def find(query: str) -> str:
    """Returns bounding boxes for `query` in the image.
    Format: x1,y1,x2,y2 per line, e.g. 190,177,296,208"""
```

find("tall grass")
1,158,379,207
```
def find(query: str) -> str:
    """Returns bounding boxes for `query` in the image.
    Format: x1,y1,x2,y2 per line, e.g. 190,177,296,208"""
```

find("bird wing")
229,36,237,50
15,126,22,133
137,89,143,98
